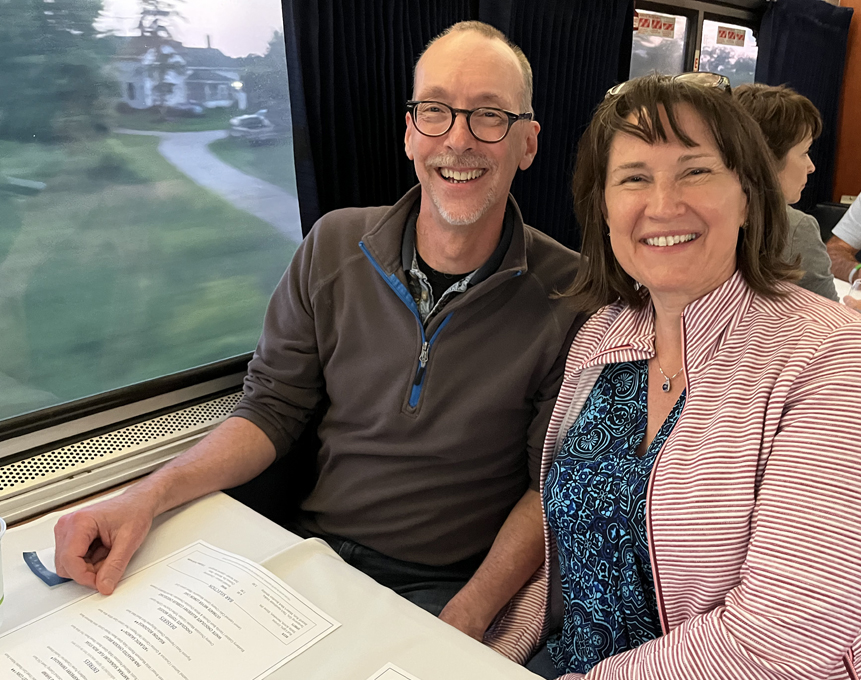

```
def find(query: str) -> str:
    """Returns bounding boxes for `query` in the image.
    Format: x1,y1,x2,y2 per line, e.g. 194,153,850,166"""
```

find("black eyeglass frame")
406,100,534,144
604,72,732,99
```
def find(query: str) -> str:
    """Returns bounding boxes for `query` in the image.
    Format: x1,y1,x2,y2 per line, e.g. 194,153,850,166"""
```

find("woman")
734,83,838,301
482,74,861,679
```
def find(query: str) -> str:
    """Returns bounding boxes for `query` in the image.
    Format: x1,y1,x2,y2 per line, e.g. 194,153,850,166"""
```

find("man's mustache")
427,153,495,169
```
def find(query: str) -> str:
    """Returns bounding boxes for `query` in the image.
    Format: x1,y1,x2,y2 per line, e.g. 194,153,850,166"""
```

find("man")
826,195,861,310
54,21,584,643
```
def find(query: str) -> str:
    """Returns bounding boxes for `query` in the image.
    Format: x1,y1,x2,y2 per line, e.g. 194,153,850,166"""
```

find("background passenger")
483,74,861,680
827,194,861,309
734,82,838,301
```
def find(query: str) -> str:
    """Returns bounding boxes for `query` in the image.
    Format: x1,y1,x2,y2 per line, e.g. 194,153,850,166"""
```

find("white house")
112,37,247,111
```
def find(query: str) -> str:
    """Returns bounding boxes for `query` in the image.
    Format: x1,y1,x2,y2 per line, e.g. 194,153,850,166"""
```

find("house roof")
106,37,240,71
109,35,183,59
186,70,236,83
184,47,240,69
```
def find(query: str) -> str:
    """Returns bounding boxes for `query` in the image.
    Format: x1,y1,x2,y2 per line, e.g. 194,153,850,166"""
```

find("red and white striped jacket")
484,271,861,680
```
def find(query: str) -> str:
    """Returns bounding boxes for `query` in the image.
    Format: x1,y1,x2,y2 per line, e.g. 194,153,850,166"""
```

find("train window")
631,10,690,78
699,19,758,86
0,0,300,425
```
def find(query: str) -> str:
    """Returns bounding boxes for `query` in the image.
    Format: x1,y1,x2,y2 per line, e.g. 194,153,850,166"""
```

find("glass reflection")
0,0,299,421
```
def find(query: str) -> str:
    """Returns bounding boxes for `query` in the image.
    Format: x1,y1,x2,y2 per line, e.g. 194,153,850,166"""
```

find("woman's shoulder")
784,204,813,227
751,284,861,344
573,302,627,340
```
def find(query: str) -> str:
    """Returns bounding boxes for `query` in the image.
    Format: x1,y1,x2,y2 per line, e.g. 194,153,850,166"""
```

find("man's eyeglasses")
605,72,732,98
406,100,533,143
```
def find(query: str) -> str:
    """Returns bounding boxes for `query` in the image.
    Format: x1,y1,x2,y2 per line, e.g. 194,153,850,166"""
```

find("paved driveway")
117,128,302,243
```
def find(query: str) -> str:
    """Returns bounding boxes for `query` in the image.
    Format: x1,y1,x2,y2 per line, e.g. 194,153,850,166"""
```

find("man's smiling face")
405,31,539,231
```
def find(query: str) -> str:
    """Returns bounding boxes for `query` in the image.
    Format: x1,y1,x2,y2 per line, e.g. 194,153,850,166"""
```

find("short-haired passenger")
484,74,861,679
734,82,838,301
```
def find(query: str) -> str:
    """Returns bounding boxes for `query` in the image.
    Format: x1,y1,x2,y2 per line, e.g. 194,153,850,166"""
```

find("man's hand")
439,598,490,641
53,417,277,595
826,235,859,282
54,488,158,594
843,295,861,312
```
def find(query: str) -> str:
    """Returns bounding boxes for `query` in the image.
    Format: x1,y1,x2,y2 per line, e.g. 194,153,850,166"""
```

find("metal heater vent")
0,392,243,523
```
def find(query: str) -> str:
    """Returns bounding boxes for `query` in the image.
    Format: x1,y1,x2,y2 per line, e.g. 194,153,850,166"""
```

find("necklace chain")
656,362,684,393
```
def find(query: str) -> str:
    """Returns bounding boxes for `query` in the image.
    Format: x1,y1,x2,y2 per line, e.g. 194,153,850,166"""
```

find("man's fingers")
54,514,102,583
94,526,145,595
843,295,861,311
88,542,111,567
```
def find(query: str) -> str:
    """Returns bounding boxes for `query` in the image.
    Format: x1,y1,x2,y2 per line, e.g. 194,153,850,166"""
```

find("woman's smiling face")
603,104,748,306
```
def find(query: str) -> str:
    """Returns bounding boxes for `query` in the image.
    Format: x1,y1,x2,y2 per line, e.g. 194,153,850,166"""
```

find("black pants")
288,524,486,616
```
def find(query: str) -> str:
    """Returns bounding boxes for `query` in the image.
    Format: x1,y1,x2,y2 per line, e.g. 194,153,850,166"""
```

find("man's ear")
518,120,540,171
404,112,415,161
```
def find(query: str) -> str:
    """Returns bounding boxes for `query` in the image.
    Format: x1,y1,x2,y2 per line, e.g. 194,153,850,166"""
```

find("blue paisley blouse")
544,360,686,674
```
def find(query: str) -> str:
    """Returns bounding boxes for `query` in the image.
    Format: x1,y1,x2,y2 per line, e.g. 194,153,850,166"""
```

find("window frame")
635,0,763,72
0,356,249,465
635,1,701,73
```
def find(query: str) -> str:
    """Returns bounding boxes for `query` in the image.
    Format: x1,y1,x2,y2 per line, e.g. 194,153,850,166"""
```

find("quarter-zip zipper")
359,241,453,409
414,341,429,386
408,315,452,406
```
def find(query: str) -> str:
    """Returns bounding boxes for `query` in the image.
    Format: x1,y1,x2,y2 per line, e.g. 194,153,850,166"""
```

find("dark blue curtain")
283,0,634,249
480,0,633,248
755,0,854,211
283,1,474,236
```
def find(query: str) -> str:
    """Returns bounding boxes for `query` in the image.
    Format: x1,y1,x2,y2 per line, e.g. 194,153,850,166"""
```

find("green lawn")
0,135,299,420
209,136,298,195
112,106,240,133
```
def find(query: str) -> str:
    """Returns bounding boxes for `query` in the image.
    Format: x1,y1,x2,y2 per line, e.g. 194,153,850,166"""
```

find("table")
1,492,540,680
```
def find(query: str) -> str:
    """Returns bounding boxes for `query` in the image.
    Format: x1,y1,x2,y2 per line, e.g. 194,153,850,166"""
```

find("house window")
218,84,229,99
127,82,136,101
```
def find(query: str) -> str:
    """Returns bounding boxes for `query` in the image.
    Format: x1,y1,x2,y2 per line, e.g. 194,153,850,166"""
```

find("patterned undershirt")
544,360,685,674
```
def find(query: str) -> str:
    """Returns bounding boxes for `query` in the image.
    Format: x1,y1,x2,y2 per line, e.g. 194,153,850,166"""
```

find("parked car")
228,109,279,143
166,102,206,118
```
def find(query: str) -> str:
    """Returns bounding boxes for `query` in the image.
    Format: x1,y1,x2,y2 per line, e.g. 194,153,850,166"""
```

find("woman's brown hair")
565,74,798,312
733,83,822,165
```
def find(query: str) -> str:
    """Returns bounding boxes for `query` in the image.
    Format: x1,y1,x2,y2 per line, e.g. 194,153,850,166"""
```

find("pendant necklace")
657,362,684,393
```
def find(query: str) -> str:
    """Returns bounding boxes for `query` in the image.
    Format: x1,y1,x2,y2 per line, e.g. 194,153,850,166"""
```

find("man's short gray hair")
413,21,534,113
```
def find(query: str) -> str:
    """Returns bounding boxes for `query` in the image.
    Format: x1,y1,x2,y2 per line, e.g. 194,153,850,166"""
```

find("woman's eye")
687,168,710,177
621,175,644,184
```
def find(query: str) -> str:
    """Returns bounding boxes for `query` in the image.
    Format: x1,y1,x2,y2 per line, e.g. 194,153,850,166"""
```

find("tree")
0,0,115,142
242,31,292,127
699,46,756,85
137,0,186,113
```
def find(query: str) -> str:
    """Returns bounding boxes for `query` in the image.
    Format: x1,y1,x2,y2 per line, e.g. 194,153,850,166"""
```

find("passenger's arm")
54,416,276,595
55,228,330,595
439,488,544,640
441,311,586,641
825,234,858,282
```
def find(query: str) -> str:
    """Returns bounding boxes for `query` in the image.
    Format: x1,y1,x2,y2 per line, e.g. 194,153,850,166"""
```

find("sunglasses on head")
605,72,732,98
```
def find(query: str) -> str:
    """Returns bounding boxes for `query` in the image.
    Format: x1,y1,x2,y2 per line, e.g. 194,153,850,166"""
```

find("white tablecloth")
834,276,851,300
2,492,539,679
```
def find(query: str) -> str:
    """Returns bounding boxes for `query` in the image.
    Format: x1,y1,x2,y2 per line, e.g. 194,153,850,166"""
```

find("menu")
1,542,340,680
